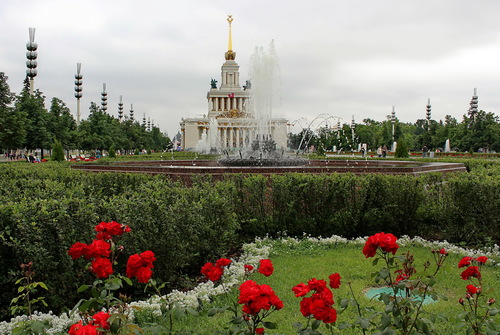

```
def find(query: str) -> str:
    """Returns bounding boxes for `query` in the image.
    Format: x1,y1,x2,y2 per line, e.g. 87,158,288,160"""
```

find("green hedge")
0,160,499,321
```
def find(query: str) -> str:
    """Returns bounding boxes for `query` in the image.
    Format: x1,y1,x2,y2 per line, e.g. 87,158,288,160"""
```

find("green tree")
17,89,51,158
51,139,65,161
48,98,77,151
395,136,409,158
0,73,27,151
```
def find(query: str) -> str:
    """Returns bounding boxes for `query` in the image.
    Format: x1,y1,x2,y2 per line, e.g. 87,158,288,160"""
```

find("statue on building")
210,79,218,89
243,80,251,90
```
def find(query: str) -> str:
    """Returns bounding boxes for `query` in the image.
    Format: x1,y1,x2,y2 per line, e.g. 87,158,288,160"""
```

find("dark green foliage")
108,145,116,158
51,139,65,162
394,137,409,158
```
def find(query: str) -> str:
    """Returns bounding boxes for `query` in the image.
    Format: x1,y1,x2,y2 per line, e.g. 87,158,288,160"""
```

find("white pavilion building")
179,16,288,151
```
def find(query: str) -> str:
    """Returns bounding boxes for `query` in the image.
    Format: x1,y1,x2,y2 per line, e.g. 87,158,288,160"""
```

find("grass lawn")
145,240,499,334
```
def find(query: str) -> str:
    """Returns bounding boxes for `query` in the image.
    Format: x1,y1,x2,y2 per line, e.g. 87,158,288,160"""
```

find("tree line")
289,113,500,154
0,72,172,158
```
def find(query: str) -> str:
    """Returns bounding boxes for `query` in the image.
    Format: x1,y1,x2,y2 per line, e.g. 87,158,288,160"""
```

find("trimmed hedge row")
0,161,499,320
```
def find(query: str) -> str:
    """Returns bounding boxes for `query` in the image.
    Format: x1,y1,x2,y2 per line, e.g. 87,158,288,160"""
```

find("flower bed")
1,229,498,335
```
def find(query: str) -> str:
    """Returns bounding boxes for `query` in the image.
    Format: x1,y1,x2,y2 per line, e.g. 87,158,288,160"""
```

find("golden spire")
225,15,236,60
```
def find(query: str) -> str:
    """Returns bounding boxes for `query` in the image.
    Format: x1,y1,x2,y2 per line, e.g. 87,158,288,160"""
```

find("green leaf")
207,308,219,317
17,286,25,293
311,319,321,330
30,320,49,334
381,313,391,328
340,298,349,309
173,307,185,319
105,278,121,291
123,277,133,286
77,284,89,293
263,321,277,329
38,282,48,290
186,307,199,316
379,268,390,279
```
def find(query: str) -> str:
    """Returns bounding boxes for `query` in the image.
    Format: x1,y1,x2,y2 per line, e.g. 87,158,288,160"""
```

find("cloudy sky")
1,0,500,137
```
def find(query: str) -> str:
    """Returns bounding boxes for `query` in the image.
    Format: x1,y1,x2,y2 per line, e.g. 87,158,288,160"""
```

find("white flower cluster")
397,235,500,265
0,310,80,335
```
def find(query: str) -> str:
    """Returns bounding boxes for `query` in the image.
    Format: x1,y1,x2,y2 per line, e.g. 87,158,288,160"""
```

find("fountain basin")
72,159,466,184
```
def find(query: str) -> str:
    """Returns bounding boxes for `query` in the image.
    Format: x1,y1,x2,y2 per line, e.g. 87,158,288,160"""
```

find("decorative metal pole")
118,95,124,121
26,27,38,95
351,115,355,144
142,113,147,127
391,106,396,141
130,104,134,121
147,117,151,132
74,63,83,126
101,83,108,112
468,88,478,125
426,98,431,128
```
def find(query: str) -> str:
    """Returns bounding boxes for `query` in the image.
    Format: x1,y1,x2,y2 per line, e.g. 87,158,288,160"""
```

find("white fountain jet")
246,40,282,145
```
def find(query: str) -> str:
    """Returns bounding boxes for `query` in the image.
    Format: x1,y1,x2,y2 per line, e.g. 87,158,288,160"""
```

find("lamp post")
118,95,124,121
351,115,356,146
101,83,108,112
391,106,396,141
468,88,478,125
74,63,83,126
129,104,134,121
26,27,38,95
426,98,431,129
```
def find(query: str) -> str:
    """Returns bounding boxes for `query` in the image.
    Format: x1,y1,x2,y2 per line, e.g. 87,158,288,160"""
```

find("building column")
228,127,233,148
236,128,240,148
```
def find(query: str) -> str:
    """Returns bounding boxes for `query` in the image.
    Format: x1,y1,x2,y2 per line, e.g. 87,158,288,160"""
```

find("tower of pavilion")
180,16,288,150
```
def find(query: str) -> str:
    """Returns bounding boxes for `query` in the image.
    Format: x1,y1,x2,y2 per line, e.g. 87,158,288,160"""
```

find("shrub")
51,139,65,162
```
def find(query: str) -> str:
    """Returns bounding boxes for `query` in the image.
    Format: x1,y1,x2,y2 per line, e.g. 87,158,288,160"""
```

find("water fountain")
444,139,451,152
194,118,220,154
219,41,306,166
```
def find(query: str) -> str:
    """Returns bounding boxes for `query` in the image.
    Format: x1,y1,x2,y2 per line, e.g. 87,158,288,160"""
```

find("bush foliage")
0,160,498,320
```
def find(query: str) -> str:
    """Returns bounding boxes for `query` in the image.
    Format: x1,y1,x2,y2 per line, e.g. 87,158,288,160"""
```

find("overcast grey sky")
1,0,500,137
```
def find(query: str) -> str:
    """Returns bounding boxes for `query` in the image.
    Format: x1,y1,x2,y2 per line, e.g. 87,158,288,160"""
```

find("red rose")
328,273,341,289
208,265,224,281
68,323,98,335
126,251,156,282
201,262,213,276
466,284,478,295
258,259,274,277
92,311,111,329
439,248,448,255
68,242,89,260
475,256,488,264
95,221,131,240
458,257,473,268
244,264,254,272
135,266,153,283
68,321,83,335
362,232,399,258
238,280,283,316
307,278,327,293
91,257,113,278
216,258,232,267
255,328,265,334
86,240,111,259
460,266,481,280
139,250,156,267
201,262,224,281
292,283,311,297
